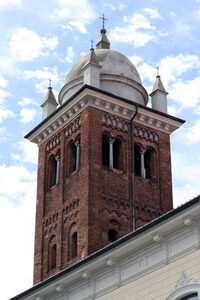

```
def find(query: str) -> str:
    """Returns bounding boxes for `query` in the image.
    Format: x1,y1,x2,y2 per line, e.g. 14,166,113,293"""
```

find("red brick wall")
33,106,173,284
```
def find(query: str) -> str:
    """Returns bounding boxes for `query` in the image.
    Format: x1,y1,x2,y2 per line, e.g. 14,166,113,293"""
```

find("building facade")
10,27,200,300
10,196,200,300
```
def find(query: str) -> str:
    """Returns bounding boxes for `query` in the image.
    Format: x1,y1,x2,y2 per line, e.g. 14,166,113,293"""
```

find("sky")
0,0,200,299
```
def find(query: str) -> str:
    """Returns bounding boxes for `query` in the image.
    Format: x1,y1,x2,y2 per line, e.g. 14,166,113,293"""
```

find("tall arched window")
48,235,57,271
102,133,109,167
102,133,123,170
50,244,56,270
69,136,80,174
69,141,76,173
134,145,154,179
113,138,122,169
134,144,141,177
48,152,60,188
144,148,153,179
71,232,77,259
49,155,57,187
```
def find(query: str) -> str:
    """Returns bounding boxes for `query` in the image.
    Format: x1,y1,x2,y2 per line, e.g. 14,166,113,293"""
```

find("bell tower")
25,28,184,284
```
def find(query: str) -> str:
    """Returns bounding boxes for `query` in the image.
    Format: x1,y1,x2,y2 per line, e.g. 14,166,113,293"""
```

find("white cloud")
110,13,156,47
21,141,38,164
0,0,21,6
0,58,15,77
42,37,58,50
0,164,36,299
170,11,176,17
196,9,200,19
0,164,36,202
0,107,14,122
68,21,87,34
9,28,58,61
123,13,155,30
0,127,8,144
136,54,200,90
129,55,143,66
168,105,181,117
23,67,59,94
160,54,200,87
169,77,200,109
0,75,7,88
110,26,155,47
142,8,161,19
63,46,76,63
173,185,200,208
185,120,200,143
172,152,200,207
17,97,39,107
12,140,38,164
196,105,200,114
119,3,126,9
0,88,9,104
138,62,156,83
52,0,97,29
20,108,36,123
104,3,116,10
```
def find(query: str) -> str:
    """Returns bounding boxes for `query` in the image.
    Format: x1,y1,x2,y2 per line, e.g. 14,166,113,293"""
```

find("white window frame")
166,283,200,300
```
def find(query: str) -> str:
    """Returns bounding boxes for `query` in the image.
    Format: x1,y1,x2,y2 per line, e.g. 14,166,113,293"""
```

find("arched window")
134,145,154,179
69,141,76,173
108,219,120,243
69,136,80,174
113,138,122,169
102,133,109,167
50,244,56,270
144,148,153,179
71,232,77,259
108,229,118,243
48,152,60,188
49,155,57,187
134,144,141,177
166,274,200,300
102,133,123,170
48,235,57,271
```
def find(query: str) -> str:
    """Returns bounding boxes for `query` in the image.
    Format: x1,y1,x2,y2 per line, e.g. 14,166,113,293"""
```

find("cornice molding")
26,88,183,146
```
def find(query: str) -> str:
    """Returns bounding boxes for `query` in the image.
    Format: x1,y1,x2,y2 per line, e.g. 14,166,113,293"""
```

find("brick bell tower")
25,27,184,284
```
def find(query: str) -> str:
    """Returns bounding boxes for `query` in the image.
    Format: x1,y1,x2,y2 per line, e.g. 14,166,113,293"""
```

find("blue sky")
0,0,200,299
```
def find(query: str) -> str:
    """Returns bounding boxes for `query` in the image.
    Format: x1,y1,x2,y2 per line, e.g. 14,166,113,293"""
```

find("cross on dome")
99,13,108,29
96,14,110,50
48,78,52,88
90,39,94,49
156,66,160,77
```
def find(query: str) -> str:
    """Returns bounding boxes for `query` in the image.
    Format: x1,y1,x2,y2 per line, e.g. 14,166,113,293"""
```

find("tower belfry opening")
24,22,184,285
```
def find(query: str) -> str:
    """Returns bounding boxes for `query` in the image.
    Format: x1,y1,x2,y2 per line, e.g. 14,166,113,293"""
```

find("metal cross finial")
90,39,94,49
99,13,108,29
156,66,160,76
48,78,52,88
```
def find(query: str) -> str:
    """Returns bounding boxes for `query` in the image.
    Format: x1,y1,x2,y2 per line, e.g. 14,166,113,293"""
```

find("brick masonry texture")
33,106,173,284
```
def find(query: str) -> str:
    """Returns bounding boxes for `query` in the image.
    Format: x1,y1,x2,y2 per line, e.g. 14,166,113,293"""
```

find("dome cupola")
58,27,148,106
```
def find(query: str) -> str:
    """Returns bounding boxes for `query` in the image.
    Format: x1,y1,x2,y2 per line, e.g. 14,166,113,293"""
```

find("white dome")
58,49,148,105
